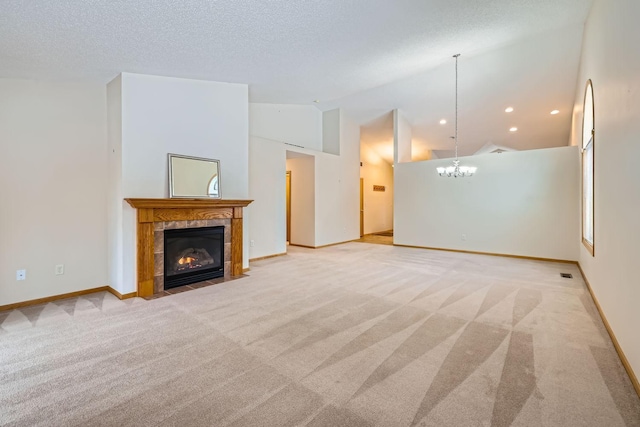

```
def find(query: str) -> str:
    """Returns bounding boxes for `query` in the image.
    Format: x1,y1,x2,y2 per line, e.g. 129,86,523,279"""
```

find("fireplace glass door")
164,226,224,289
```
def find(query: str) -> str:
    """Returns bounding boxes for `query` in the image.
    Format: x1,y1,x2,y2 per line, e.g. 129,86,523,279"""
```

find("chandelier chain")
454,53,459,162
436,53,477,178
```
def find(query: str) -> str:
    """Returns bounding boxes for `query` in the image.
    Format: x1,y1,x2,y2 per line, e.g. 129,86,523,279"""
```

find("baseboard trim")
289,239,359,250
577,263,640,399
106,287,137,300
249,252,287,262
242,268,250,273
0,286,111,312
392,244,577,264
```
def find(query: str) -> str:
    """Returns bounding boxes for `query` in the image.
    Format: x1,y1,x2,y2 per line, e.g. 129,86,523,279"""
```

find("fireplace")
164,226,224,289
125,198,251,297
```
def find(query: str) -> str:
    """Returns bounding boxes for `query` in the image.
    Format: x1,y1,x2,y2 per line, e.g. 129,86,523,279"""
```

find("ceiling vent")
473,142,517,156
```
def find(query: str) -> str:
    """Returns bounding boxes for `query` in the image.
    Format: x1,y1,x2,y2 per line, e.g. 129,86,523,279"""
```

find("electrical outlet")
16,269,26,281
461,234,467,241
55,264,64,275
250,240,255,247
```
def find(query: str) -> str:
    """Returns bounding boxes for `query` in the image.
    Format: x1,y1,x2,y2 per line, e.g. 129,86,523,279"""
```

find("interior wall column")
393,109,412,164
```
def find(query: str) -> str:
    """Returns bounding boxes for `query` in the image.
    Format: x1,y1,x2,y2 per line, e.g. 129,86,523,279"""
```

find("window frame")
582,80,595,256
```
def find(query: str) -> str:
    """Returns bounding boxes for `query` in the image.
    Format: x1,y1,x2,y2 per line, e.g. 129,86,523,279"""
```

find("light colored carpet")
1,243,639,426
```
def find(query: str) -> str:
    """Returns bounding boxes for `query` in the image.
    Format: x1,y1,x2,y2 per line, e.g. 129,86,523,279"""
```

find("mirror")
168,154,221,198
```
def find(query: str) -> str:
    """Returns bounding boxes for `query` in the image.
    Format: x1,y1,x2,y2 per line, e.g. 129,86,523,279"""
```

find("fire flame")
178,256,197,265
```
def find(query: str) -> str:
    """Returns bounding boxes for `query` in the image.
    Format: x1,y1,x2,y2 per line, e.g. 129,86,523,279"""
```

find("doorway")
285,151,315,247
357,153,394,245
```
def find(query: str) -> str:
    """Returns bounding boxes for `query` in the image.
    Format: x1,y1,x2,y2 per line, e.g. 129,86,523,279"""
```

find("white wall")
248,107,360,253
315,111,360,246
394,147,580,261
570,0,640,377
247,104,322,256
107,76,124,295
360,144,394,234
250,103,322,151
394,109,412,163
286,156,316,247
0,79,108,305
108,73,249,293
248,137,286,259
322,109,341,155
120,74,249,199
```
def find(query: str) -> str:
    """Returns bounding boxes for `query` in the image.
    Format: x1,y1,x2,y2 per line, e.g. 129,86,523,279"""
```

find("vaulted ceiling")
0,0,594,161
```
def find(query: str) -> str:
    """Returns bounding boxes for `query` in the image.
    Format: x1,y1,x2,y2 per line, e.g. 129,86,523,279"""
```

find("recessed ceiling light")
509,127,518,132
313,99,320,103
550,109,560,115
505,107,514,113
439,119,447,125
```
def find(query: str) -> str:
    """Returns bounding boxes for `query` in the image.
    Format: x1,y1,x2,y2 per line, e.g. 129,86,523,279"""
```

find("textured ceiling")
352,24,587,161
0,0,594,161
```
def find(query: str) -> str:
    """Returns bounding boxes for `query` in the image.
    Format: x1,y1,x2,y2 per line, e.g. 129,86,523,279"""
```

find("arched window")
582,80,595,255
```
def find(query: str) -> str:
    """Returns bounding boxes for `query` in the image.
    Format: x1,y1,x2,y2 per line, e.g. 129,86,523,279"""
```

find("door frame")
286,171,292,243
360,178,364,237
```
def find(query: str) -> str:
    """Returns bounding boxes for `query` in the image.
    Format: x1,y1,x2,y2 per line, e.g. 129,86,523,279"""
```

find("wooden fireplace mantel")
125,198,253,297
126,198,252,209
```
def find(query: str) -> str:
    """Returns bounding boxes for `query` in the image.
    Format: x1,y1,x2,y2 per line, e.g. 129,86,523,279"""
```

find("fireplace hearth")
164,226,224,289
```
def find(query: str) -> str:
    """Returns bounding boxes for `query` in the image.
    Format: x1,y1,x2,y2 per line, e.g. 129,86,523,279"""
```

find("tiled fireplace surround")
125,199,252,297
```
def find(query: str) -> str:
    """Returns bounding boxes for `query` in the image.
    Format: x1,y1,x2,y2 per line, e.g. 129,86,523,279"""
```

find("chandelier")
437,54,477,178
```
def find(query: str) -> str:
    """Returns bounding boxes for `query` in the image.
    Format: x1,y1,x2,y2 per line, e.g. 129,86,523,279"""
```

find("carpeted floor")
1,243,639,426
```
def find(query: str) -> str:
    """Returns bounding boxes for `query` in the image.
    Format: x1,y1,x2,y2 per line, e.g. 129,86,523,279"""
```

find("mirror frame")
168,153,221,199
